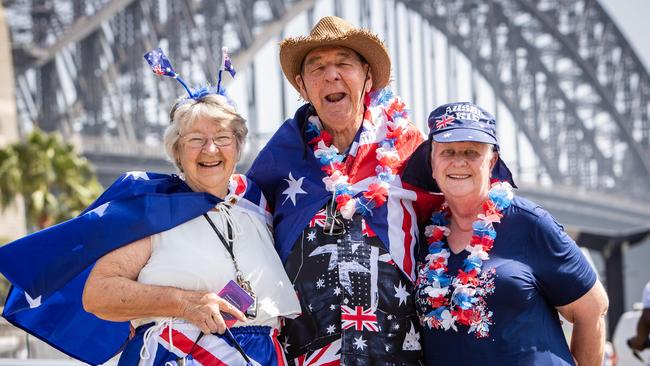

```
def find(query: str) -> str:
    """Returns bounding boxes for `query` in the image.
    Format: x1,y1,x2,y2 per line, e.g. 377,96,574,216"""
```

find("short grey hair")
163,94,248,172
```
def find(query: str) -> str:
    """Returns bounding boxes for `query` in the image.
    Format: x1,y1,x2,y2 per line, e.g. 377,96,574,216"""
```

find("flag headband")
144,47,237,102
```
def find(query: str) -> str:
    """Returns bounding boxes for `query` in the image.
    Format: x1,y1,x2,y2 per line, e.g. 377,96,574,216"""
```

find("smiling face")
431,141,498,203
295,46,372,131
178,116,238,198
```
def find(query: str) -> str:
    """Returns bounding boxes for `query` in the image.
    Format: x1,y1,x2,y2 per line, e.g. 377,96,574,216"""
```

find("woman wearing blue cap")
403,102,609,365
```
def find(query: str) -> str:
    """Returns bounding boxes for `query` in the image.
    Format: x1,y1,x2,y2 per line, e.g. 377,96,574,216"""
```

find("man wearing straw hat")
248,16,441,365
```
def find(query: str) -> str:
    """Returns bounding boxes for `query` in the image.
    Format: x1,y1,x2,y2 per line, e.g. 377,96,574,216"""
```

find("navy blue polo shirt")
418,196,597,365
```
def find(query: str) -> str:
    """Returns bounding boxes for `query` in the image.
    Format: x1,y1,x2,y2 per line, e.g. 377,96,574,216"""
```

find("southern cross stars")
394,281,410,307
123,171,149,181
25,293,41,308
353,335,367,350
90,202,110,217
306,230,316,241
282,172,307,206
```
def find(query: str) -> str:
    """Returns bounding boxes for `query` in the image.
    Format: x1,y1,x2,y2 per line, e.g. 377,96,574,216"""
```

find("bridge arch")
10,0,647,200
4,0,650,329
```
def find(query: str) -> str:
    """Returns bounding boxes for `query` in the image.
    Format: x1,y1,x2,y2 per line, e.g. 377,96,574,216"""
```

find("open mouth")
199,162,222,168
447,174,470,180
325,93,346,103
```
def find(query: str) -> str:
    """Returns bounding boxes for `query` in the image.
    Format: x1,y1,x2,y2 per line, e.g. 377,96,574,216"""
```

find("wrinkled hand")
181,292,246,334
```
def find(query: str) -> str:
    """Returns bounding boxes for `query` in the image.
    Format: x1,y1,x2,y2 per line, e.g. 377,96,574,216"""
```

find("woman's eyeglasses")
182,132,234,149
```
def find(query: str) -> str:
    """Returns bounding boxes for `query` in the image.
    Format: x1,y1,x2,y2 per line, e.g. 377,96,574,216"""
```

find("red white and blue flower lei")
416,181,514,338
304,88,411,219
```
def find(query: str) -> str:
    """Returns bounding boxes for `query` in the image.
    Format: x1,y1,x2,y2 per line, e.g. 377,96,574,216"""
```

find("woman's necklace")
203,209,257,319
305,88,410,220
416,181,514,338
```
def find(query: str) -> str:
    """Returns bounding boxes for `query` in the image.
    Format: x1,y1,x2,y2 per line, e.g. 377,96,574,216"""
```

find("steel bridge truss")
402,0,650,201
4,0,650,202
5,0,314,170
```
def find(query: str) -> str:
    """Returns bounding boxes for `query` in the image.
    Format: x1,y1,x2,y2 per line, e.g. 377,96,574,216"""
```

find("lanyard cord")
203,212,241,275
225,328,253,365
178,331,252,365
203,212,233,254
176,332,204,363
201,212,253,366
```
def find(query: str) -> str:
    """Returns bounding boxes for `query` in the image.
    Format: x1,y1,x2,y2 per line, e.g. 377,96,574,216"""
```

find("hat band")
431,126,497,145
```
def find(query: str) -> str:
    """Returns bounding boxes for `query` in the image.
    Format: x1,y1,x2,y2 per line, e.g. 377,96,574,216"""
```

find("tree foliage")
0,129,103,230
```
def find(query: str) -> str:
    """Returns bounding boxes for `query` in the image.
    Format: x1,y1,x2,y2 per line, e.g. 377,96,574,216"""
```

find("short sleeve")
642,282,650,308
530,209,597,307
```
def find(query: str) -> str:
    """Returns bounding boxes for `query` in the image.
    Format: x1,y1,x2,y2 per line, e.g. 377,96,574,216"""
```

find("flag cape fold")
0,172,271,364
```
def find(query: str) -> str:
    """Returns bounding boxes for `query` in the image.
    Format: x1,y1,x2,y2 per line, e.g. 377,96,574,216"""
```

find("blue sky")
599,0,650,70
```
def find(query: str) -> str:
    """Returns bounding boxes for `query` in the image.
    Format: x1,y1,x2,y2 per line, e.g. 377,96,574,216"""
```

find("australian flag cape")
0,171,269,365
247,103,442,282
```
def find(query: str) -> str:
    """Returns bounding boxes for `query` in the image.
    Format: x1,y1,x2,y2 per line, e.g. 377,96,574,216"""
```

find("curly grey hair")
163,94,247,172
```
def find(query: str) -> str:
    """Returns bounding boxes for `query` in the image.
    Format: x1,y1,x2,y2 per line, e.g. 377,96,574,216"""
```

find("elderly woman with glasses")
0,48,299,364
78,94,301,365
0,93,305,366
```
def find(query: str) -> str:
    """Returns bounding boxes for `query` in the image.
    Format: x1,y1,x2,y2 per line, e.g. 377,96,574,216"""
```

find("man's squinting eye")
309,65,324,73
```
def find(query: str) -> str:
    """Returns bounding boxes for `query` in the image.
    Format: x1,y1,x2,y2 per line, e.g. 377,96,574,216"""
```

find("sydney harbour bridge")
2,0,650,334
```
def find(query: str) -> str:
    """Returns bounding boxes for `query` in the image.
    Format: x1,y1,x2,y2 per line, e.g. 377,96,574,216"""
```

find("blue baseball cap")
428,102,497,144
402,102,517,191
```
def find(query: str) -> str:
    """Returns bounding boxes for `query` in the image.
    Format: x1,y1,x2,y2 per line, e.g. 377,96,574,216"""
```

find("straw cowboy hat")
279,16,391,92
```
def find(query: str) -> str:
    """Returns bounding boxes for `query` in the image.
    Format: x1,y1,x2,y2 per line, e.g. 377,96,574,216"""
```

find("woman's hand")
83,237,245,332
180,292,247,334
